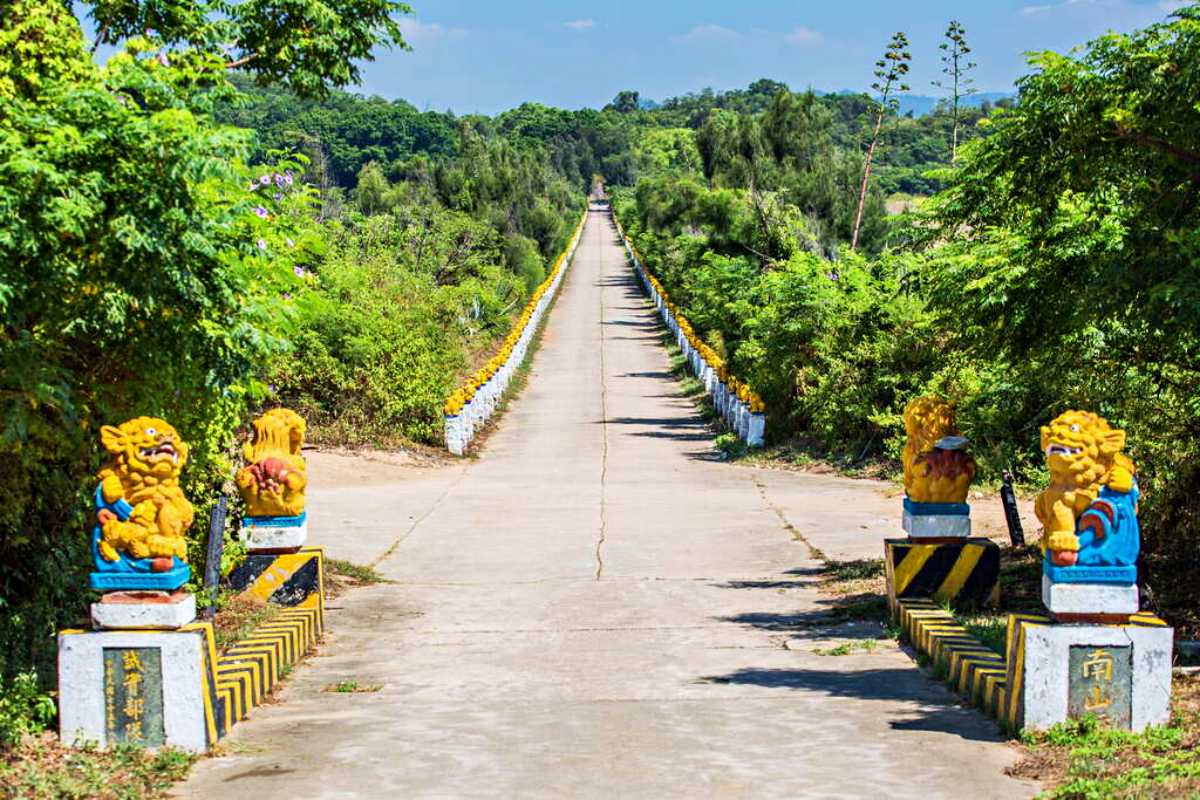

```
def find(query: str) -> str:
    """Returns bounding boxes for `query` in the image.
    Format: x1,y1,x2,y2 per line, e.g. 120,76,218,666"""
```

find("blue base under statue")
1043,561,1137,585
903,497,970,516
89,563,191,592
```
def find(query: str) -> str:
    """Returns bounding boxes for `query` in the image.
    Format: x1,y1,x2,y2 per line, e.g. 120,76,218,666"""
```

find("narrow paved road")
181,208,1034,799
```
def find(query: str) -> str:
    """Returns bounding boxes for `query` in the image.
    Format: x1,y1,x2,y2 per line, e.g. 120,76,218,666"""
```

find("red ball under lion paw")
1050,550,1078,567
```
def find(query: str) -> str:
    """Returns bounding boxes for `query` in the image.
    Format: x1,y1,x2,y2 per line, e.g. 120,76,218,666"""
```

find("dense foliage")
616,7,1200,631
0,0,579,720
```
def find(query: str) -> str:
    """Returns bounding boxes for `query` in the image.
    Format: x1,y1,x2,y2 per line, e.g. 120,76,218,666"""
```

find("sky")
354,0,1189,113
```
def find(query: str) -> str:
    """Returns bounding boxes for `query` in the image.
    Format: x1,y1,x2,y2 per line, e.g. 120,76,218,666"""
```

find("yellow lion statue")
1035,410,1136,564
902,396,976,504
96,417,194,564
236,408,308,517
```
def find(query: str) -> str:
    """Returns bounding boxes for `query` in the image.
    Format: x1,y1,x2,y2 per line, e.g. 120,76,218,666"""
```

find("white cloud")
673,24,741,44
397,18,465,43
783,26,823,46
564,19,595,31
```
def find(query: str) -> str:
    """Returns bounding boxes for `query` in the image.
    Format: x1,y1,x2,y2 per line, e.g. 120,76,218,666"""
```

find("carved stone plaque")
1068,644,1133,729
103,647,166,746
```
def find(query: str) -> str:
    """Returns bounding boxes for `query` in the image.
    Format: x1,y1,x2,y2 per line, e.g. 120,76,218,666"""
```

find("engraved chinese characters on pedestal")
91,417,195,593
236,409,309,551
1068,645,1133,728
1035,411,1141,618
103,648,166,746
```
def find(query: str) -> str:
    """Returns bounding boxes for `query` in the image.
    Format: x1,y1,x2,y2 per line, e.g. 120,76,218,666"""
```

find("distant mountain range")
637,88,1017,117
828,90,1017,117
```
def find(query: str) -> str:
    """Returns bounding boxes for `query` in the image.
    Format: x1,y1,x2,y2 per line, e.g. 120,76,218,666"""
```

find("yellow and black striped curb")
885,538,999,617
897,599,1012,725
898,598,1168,733
212,606,322,737
226,545,326,618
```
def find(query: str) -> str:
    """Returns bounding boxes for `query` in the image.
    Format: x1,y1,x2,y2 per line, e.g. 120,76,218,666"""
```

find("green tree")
85,0,411,97
0,0,409,691
932,20,976,163
851,31,911,251
608,89,641,114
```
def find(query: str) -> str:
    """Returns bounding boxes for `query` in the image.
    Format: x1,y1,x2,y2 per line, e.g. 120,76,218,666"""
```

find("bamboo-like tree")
933,20,977,163
851,32,910,252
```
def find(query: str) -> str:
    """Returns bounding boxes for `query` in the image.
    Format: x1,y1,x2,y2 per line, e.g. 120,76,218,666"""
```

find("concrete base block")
902,511,971,538
885,538,1000,615
1042,574,1139,616
244,516,308,552
58,626,214,751
747,413,766,447
1007,616,1173,732
91,592,196,630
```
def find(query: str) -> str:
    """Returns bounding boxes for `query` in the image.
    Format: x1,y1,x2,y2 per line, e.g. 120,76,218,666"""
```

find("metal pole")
1000,469,1025,547
201,495,228,620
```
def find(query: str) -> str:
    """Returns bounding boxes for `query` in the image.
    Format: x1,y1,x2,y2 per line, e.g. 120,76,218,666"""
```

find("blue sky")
355,0,1188,113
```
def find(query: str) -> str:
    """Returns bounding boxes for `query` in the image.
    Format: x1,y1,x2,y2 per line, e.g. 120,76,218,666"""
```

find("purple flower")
259,175,271,186
257,238,268,250
293,265,305,278
282,292,292,301
273,192,283,201
248,182,259,192
157,52,170,67
284,170,294,186
253,206,268,218
274,173,286,188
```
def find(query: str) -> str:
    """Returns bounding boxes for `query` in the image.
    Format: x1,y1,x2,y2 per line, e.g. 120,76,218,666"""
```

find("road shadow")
696,666,1006,743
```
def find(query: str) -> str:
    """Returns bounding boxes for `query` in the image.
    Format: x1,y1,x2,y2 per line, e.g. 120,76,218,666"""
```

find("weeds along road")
179,206,1036,799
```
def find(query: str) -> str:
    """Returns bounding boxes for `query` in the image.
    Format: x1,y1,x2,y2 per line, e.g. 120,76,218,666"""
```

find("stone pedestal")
902,498,971,539
885,537,1000,617
243,512,307,552
59,625,221,752
90,590,196,630
1042,575,1139,617
1006,614,1173,732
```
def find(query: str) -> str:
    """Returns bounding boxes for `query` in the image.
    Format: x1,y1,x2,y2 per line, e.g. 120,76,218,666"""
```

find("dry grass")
0,733,195,800
212,593,282,652
325,558,388,599
818,558,890,623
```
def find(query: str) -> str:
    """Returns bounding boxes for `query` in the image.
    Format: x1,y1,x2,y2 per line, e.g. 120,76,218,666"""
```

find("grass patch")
212,594,282,652
328,559,387,585
814,639,882,657
1011,674,1200,797
958,612,1007,655
323,681,382,694
326,558,390,599
0,734,196,799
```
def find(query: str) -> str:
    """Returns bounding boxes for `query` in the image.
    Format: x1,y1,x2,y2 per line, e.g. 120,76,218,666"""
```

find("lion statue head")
99,417,189,480
1040,410,1128,490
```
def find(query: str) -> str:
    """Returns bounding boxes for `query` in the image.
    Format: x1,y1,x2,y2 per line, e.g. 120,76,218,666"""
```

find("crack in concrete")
371,464,471,569
595,220,609,582
752,475,824,561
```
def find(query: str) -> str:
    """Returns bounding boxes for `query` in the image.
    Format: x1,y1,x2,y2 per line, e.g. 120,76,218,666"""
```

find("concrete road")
180,207,1035,799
